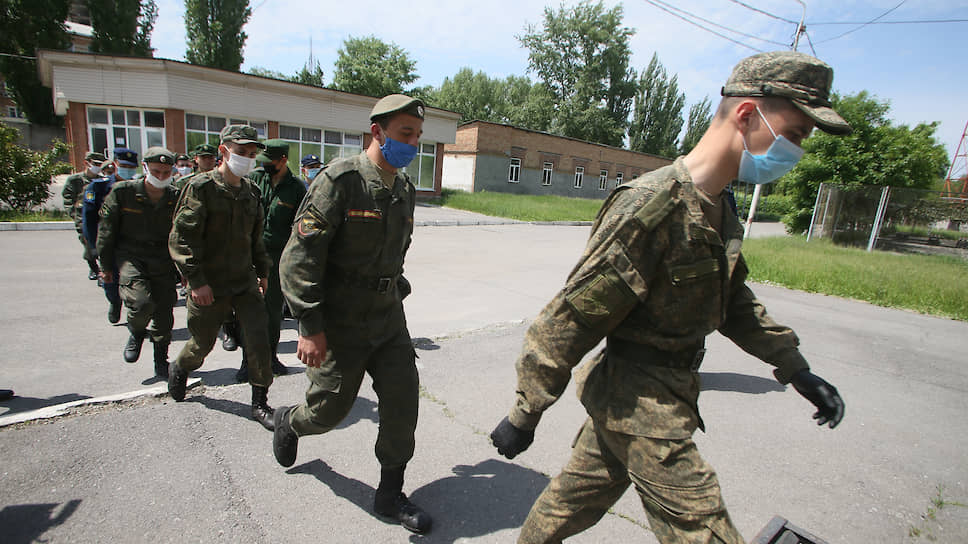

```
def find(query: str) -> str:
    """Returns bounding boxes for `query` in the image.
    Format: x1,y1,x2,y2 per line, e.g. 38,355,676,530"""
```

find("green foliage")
424,68,553,132
680,97,712,155
248,66,288,80
291,58,324,87
332,36,417,97
0,122,71,211
0,208,69,221
88,0,157,57
518,0,636,147
436,189,603,222
629,53,684,157
184,0,250,71
0,0,71,125
778,91,950,233
743,236,968,321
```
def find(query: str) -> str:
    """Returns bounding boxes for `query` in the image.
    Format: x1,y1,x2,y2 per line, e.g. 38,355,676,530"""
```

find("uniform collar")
358,152,405,200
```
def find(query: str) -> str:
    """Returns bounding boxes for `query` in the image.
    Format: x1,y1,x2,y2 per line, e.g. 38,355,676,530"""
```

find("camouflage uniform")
511,158,811,544
168,168,274,388
62,171,99,269
96,177,180,345
279,151,418,469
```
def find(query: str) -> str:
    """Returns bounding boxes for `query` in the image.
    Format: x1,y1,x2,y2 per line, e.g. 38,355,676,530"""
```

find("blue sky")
151,0,967,159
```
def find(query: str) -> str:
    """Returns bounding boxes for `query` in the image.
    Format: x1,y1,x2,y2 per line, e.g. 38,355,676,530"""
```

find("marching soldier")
63,151,107,280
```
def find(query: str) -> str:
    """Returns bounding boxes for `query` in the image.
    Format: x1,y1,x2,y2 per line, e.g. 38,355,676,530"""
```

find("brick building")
442,120,673,199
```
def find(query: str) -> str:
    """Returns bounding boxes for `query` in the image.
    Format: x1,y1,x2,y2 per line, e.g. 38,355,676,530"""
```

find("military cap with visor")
143,146,176,164
219,124,266,149
175,153,191,162
113,148,139,166
255,139,290,162
84,151,107,164
300,153,321,167
721,50,851,135
192,143,218,157
370,94,425,122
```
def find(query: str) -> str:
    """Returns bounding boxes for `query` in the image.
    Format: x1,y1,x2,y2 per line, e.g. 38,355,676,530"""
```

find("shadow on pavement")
0,499,81,544
412,337,440,351
699,372,786,394
0,393,92,416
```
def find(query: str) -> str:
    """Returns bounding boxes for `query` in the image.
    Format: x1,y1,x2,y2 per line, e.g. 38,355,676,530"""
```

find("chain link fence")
807,183,968,258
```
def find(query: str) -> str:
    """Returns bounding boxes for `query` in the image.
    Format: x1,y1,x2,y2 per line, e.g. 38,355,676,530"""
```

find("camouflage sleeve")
509,187,663,430
168,183,209,289
62,176,78,210
718,255,810,384
251,198,271,279
279,172,346,337
95,188,121,272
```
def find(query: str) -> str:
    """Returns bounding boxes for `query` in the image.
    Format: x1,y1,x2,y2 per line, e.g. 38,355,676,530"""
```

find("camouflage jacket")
247,167,307,252
280,152,415,339
96,178,179,276
168,169,271,296
62,172,96,227
509,157,810,439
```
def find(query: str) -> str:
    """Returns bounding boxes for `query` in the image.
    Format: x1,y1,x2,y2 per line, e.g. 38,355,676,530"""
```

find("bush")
0,122,71,211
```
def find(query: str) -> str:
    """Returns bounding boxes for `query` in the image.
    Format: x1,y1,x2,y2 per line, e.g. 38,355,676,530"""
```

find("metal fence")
807,183,968,257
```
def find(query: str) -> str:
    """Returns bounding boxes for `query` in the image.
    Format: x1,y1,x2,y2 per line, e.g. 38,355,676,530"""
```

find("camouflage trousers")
118,260,176,344
174,287,273,388
287,326,418,469
518,417,745,544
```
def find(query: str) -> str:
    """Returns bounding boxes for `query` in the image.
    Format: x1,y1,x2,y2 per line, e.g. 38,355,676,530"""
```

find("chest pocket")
667,258,720,285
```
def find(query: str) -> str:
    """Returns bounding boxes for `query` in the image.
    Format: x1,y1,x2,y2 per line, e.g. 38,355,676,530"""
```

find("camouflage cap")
113,148,138,166
143,146,176,164
722,51,851,135
84,151,107,164
192,143,217,157
255,139,289,162
219,124,266,149
370,94,425,121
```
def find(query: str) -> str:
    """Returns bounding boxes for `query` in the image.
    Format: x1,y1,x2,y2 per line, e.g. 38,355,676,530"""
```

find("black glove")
490,416,535,459
790,369,845,429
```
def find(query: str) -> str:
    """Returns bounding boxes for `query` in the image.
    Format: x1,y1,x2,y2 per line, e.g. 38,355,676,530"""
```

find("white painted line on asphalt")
0,378,202,428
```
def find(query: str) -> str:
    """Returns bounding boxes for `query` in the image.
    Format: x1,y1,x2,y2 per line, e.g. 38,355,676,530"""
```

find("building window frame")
87,105,167,167
186,113,266,152
574,166,584,189
402,141,437,191
599,170,608,190
541,162,554,186
616,172,624,186
508,157,521,183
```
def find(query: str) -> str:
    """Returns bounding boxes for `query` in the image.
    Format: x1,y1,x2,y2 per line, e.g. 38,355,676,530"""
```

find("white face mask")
144,163,172,188
176,166,193,177
88,163,102,175
225,150,256,177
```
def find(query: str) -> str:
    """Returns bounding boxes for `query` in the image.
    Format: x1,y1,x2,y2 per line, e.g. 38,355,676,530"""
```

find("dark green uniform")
512,158,810,544
96,178,180,344
63,172,99,266
279,152,417,469
168,169,274,387
247,166,307,362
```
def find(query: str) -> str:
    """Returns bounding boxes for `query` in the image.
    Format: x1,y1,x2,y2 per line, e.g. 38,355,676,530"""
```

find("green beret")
220,124,266,149
722,51,851,135
84,151,107,164
143,146,176,164
370,94,425,121
192,143,217,157
255,139,290,162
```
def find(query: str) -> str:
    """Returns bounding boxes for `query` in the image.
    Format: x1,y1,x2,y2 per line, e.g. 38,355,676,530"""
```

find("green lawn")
0,209,70,222
434,189,603,222
743,236,968,321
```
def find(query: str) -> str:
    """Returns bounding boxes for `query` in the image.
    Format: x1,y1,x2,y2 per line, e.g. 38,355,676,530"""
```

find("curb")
1,220,593,230
0,221,75,231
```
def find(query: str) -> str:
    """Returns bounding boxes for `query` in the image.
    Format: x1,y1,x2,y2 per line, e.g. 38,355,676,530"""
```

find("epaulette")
320,155,360,182
634,178,681,231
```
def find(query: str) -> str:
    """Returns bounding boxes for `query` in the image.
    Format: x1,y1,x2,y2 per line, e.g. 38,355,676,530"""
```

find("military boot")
373,466,432,534
251,386,275,431
152,341,169,379
108,302,122,324
272,405,298,467
221,322,240,351
271,358,288,376
87,259,99,280
168,363,189,402
123,328,147,363
235,357,249,383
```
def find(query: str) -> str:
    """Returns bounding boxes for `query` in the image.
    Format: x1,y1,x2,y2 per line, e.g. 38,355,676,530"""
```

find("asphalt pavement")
0,207,965,543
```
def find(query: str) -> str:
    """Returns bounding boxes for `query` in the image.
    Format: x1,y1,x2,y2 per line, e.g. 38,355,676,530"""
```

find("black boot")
168,362,188,402
272,405,298,467
271,358,288,376
251,386,275,431
373,467,432,534
221,322,240,351
235,358,249,383
153,341,169,379
123,328,147,363
87,260,99,280
108,302,122,324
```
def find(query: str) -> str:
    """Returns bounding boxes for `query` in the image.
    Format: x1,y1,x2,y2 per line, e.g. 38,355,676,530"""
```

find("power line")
650,0,788,46
815,0,908,44
809,19,968,25
0,52,38,60
642,0,764,52
725,0,798,24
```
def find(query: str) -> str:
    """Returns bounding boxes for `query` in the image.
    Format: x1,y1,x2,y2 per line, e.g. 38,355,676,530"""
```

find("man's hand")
790,369,845,429
99,270,114,284
191,284,214,306
297,331,328,368
490,416,535,459
258,277,268,296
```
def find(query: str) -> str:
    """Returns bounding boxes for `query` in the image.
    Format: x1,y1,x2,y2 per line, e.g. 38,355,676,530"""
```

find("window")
5,105,24,119
599,170,608,190
402,142,437,191
508,158,521,183
186,113,266,151
542,162,553,186
573,166,584,189
616,172,624,186
293,127,365,170
87,106,166,167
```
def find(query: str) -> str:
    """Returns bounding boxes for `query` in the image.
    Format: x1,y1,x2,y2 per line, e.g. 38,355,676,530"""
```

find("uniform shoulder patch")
634,179,681,231
296,204,328,238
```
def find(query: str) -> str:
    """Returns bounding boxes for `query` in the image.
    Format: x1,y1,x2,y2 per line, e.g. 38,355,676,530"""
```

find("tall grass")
435,189,603,222
743,236,968,321
0,209,70,222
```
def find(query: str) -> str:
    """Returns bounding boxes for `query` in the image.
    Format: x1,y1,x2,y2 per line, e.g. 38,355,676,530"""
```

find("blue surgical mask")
379,135,418,168
737,107,805,185
117,166,138,180
306,167,321,181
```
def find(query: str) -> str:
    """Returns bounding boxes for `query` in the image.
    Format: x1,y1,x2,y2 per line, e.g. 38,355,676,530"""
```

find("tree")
628,53,684,157
778,91,950,233
500,76,555,132
0,0,71,125
679,96,712,155
0,122,71,210
331,36,417,98
87,0,157,57
291,58,324,87
518,0,636,147
425,69,554,132
248,66,288,80
184,0,250,71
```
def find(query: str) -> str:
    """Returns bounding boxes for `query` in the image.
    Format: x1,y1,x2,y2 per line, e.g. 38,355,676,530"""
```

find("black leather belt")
330,269,398,294
609,338,706,372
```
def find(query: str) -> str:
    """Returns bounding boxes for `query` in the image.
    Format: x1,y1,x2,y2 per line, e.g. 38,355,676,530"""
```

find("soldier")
488,51,849,544
84,148,138,324
299,153,322,187
167,125,276,431
175,143,218,190
235,139,306,382
173,153,193,182
272,95,430,534
63,151,108,280
96,147,180,379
